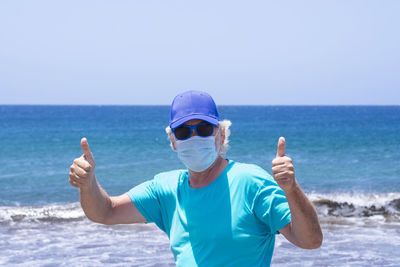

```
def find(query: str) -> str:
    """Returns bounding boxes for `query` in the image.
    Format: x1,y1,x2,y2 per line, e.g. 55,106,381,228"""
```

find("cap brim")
170,114,219,129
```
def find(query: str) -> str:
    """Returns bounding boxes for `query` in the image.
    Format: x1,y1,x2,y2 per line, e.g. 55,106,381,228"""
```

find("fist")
271,137,296,193
69,138,96,189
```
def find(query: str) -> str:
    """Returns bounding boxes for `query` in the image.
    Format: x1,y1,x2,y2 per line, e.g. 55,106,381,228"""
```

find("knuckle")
284,163,291,169
283,156,291,162
272,159,281,166
282,162,288,168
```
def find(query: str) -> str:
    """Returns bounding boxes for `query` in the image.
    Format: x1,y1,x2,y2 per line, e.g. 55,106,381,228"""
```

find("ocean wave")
0,203,85,224
309,192,400,222
1,193,399,225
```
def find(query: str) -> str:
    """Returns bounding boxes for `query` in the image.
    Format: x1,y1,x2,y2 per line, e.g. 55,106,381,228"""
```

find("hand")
69,138,96,189
271,137,296,193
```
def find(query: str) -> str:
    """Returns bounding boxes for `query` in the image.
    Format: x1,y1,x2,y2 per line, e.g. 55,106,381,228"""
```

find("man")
69,90,322,266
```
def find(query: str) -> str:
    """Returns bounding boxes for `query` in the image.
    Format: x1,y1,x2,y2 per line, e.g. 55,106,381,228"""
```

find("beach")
0,105,399,266
1,193,400,266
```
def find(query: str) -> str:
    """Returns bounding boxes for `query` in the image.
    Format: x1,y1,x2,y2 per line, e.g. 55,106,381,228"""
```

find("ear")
215,126,225,147
171,138,177,151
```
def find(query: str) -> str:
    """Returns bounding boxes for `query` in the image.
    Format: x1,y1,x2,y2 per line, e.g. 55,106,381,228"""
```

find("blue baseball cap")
169,90,220,129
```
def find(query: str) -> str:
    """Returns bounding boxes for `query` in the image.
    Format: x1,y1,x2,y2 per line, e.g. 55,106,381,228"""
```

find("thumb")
276,136,286,157
80,137,93,160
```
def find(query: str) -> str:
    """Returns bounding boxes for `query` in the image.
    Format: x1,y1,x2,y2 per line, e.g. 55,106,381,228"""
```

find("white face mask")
175,135,219,172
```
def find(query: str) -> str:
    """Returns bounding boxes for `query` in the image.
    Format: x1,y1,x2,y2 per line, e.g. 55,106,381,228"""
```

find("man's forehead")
183,119,206,126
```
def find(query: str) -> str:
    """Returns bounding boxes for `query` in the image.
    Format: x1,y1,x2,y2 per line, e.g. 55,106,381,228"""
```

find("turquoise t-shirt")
127,160,291,267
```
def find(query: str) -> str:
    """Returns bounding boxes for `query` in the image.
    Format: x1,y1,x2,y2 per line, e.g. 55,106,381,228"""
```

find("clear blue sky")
0,1,399,105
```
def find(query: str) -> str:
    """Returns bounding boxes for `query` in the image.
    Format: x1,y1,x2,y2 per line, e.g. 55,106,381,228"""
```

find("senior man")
69,90,322,266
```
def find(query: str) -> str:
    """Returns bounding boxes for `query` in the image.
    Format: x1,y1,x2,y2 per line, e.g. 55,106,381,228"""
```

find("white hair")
165,119,232,157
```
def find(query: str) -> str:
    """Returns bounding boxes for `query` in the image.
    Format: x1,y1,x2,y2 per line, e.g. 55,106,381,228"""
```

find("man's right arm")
69,138,146,225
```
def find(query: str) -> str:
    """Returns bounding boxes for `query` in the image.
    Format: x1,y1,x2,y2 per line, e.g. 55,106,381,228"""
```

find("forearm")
79,175,112,224
285,180,322,249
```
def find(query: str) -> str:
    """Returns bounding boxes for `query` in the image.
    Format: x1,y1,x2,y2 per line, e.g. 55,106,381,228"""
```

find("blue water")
0,105,399,205
0,105,399,266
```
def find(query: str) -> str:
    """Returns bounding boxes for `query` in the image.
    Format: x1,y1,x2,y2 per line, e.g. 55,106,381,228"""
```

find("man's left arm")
271,137,323,249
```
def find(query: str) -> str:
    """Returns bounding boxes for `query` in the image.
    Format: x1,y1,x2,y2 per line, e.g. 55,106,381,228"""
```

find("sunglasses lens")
174,126,191,140
197,124,214,137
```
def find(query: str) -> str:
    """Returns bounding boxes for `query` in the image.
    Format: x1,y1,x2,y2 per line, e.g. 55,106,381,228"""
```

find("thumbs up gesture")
271,137,296,193
69,138,96,189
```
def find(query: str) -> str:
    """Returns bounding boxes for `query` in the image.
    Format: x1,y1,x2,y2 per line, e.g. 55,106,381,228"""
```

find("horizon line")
0,104,399,107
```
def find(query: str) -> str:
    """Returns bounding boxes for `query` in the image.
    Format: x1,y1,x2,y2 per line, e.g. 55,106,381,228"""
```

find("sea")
0,105,399,266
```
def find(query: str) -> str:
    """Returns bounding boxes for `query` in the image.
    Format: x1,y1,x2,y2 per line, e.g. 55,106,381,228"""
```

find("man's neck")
188,157,228,188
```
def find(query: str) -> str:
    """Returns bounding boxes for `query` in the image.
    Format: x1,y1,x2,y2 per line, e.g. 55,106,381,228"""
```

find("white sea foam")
1,192,400,226
0,203,85,224
308,192,400,207
304,192,400,229
0,194,400,266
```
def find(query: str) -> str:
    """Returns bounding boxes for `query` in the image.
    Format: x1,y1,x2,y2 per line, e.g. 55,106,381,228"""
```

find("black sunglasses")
172,122,215,140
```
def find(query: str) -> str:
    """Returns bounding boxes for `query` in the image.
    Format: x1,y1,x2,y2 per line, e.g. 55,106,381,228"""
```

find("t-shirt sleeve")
126,180,166,232
252,180,292,235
